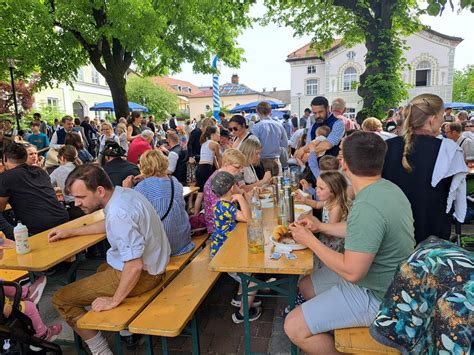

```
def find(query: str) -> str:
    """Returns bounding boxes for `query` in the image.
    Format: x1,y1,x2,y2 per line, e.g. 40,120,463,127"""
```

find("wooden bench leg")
161,336,169,355
144,335,154,355
114,332,123,355
73,332,87,355
190,316,200,355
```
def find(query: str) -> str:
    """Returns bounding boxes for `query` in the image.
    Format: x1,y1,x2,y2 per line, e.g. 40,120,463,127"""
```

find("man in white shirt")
49,165,170,355
445,122,474,162
50,115,83,149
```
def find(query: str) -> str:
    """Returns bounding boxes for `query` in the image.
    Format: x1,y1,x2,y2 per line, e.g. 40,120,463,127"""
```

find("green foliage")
126,76,178,120
423,0,474,15
453,65,474,103
23,104,66,126
176,111,190,121
0,0,254,118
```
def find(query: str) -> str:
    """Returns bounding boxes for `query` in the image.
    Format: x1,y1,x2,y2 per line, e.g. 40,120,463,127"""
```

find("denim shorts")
301,266,381,335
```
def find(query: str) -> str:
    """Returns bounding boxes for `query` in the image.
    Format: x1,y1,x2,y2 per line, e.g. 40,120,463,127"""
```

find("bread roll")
272,225,295,244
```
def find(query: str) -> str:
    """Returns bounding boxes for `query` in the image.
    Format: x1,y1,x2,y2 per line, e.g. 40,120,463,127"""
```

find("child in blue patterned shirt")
210,171,251,256
210,171,263,323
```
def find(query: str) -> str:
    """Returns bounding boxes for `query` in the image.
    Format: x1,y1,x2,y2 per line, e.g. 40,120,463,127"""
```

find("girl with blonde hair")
203,148,246,234
116,122,129,153
382,93,464,244
295,170,351,266
238,138,271,189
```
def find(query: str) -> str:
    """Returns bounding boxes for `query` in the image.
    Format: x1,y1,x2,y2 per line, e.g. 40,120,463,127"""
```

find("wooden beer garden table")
0,210,106,283
209,206,314,354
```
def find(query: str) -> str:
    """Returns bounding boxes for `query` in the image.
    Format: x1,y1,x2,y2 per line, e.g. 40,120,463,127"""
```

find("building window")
76,68,84,82
47,97,59,108
307,65,316,74
346,108,356,119
91,66,100,84
343,67,357,91
347,51,356,60
306,79,318,96
415,61,431,87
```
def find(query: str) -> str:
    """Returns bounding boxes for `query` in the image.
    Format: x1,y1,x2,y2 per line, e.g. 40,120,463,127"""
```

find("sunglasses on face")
229,126,240,132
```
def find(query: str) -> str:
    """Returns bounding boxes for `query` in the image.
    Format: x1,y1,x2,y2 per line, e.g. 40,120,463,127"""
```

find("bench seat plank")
77,234,209,332
129,244,220,337
335,327,400,354
0,270,29,283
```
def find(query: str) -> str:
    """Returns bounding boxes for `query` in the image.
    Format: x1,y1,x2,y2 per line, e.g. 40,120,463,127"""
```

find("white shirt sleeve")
167,151,179,173
49,131,62,149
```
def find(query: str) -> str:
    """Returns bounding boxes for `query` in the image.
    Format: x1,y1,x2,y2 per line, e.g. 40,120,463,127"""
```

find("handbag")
160,177,175,221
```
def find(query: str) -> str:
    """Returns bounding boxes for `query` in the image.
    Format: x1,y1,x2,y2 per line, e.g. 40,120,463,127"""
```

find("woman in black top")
382,94,452,244
127,111,143,142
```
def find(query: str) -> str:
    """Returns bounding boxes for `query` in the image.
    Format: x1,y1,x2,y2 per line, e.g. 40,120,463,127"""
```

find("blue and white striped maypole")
212,55,221,122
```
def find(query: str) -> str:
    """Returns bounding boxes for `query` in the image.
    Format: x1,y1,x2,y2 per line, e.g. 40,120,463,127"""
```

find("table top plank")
183,186,199,198
209,207,313,275
0,210,105,272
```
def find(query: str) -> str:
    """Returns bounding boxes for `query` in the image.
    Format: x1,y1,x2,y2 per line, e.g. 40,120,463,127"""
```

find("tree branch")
333,0,374,23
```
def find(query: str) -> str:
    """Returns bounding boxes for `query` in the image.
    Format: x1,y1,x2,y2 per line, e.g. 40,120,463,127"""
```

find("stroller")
0,280,61,354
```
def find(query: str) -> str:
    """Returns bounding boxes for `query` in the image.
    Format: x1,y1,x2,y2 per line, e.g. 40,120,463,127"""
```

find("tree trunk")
105,74,129,121
355,2,400,119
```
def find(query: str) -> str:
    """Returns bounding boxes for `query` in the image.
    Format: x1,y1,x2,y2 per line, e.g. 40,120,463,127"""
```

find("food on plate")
294,208,306,213
272,225,296,244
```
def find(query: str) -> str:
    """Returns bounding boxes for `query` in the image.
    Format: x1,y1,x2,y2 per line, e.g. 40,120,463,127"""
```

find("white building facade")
33,65,112,119
287,29,463,118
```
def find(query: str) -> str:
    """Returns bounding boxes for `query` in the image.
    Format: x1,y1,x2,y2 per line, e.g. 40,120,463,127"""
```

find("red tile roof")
149,76,204,97
286,39,342,62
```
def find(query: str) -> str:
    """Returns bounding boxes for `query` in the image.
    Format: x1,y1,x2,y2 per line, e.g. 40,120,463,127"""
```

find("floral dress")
370,237,473,354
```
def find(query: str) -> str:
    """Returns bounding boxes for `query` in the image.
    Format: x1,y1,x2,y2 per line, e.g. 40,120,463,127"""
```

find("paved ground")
32,224,472,354
38,257,293,354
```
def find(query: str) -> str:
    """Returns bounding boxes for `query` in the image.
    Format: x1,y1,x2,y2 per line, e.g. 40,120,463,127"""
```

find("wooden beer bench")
335,327,400,354
76,233,209,354
129,244,221,355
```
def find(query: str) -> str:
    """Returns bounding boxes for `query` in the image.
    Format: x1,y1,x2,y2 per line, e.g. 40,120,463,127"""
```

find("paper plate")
294,203,312,220
270,236,307,252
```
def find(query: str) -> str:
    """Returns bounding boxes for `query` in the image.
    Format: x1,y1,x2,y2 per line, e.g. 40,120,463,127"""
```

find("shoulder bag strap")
161,178,175,221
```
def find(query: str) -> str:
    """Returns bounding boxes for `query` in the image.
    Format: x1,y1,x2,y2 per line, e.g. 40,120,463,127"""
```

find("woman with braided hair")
382,93,464,244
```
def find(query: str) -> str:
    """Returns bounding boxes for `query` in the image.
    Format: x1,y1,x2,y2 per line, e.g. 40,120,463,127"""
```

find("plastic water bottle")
14,221,31,255
247,189,264,253
283,168,290,187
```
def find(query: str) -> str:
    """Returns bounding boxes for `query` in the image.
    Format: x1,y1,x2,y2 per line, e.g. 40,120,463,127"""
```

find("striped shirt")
134,176,194,256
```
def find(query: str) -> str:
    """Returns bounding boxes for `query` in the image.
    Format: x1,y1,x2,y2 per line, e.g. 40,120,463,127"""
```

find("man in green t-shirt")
285,131,415,354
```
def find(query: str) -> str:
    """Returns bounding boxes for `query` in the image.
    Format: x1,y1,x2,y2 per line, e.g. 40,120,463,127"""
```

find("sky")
173,2,474,92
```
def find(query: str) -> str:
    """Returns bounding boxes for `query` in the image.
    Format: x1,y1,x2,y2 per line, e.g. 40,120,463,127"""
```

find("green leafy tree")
0,0,253,119
453,65,474,103
264,0,472,119
126,76,178,120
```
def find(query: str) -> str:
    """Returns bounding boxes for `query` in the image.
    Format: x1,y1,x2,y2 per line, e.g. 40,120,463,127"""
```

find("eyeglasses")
229,126,240,132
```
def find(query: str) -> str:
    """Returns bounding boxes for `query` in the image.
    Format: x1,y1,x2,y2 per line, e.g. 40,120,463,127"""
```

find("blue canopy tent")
444,102,474,110
229,100,287,113
90,101,149,112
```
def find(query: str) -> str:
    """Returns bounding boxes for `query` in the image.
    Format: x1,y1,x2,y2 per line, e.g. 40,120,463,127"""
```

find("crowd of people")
0,92,472,354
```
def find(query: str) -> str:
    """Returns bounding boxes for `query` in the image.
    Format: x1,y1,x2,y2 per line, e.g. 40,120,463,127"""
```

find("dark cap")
211,171,235,197
102,142,126,157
